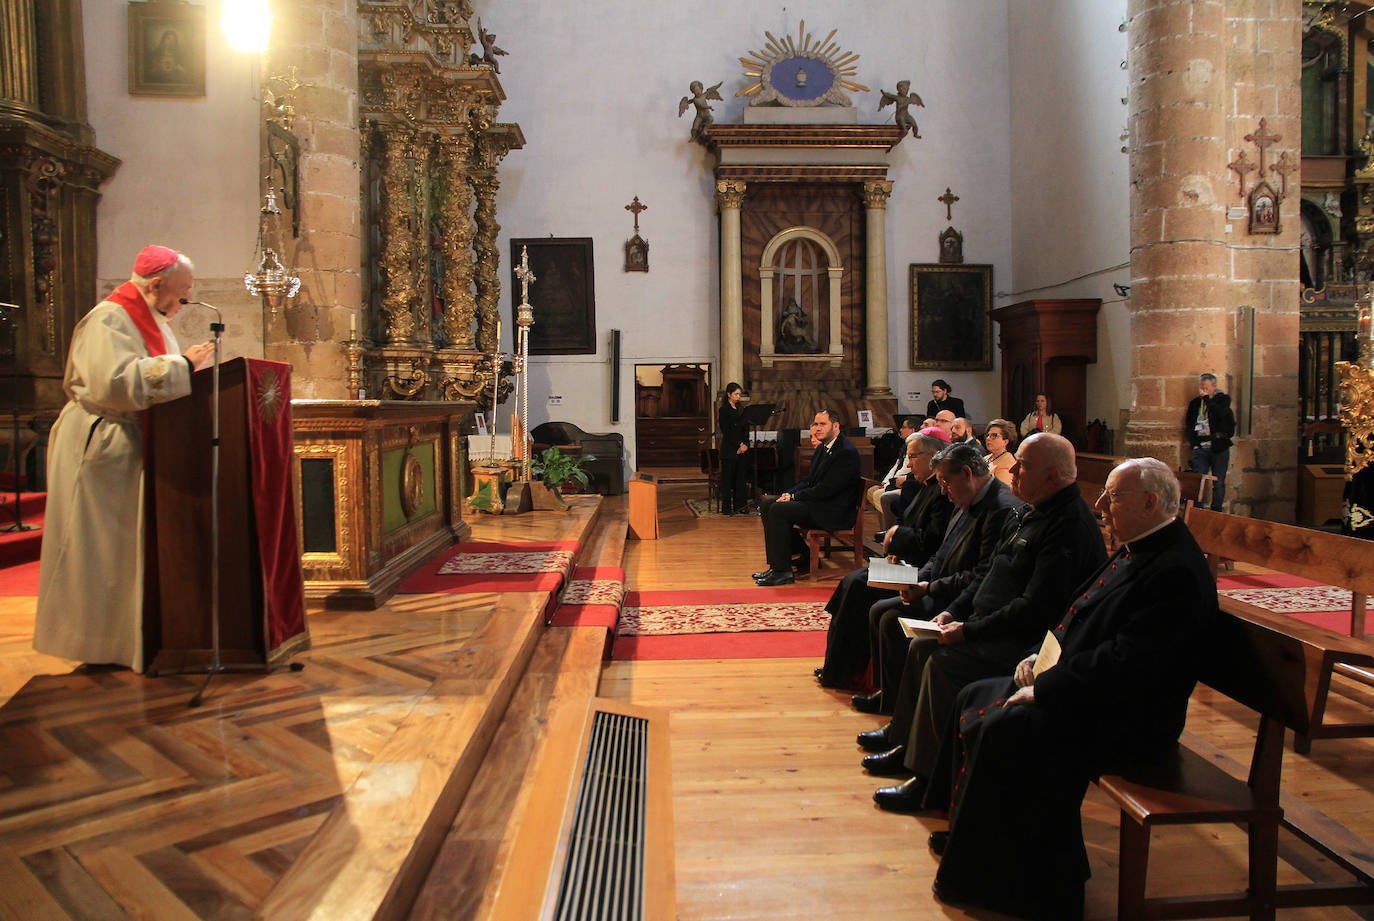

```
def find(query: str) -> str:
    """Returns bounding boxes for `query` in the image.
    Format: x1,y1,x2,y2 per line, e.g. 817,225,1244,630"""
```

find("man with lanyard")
35,245,214,671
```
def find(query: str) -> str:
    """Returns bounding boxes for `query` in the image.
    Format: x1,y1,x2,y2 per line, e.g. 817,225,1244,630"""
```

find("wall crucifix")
624,195,649,272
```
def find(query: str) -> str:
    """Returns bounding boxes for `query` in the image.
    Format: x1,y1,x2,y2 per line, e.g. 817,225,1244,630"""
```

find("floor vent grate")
552,710,649,921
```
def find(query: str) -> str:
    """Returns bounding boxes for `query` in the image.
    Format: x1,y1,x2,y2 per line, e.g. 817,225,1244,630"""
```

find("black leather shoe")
851,690,883,714
752,568,773,580
813,666,825,679
928,830,950,856
757,570,795,586
862,745,910,777
873,776,928,813
856,723,891,752
930,877,962,903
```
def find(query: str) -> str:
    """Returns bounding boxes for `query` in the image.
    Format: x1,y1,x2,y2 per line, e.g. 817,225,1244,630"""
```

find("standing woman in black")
718,382,750,514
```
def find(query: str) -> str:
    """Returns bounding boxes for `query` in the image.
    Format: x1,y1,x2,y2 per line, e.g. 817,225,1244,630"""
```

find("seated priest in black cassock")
752,408,861,586
924,457,1217,921
852,443,1021,716
859,434,1107,812
814,429,953,689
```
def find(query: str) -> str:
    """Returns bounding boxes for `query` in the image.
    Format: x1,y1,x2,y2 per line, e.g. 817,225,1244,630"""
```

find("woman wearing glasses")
984,419,1017,486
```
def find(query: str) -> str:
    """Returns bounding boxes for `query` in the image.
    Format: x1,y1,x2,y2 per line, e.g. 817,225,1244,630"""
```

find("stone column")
471,172,501,353
1125,0,1232,468
862,180,894,397
717,179,747,388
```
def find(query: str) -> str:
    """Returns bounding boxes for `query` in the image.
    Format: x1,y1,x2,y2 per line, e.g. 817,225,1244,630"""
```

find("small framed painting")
128,1,206,97
474,412,488,436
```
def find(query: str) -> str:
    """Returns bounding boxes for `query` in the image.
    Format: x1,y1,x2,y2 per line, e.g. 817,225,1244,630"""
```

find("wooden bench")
1185,505,1374,753
803,477,875,580
1098,610,1374,920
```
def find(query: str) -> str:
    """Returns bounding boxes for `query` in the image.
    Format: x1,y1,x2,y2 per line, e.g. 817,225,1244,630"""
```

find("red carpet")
1216,571,1358,635
0,559,41,596
613,630,827,661
397,540,580,594
0,492,44,567
611,585,833,661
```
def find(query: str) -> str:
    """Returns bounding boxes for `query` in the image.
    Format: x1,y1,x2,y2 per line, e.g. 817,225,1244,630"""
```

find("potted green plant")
531,446,595,495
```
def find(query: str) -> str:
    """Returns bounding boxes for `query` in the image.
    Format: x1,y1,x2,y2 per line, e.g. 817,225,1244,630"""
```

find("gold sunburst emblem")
257,370,283,424
737,21,868,108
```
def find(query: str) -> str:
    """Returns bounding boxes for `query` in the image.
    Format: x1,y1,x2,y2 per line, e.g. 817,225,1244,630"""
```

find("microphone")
180,298,224,334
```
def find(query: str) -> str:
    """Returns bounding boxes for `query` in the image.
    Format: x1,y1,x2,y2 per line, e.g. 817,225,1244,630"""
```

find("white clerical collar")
1120,516,1173,549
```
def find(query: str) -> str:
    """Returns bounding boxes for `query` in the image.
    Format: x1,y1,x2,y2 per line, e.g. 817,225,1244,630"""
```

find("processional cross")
515,245,537,304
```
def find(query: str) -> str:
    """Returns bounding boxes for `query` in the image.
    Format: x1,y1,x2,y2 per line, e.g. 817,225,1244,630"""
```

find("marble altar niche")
292,400,473,608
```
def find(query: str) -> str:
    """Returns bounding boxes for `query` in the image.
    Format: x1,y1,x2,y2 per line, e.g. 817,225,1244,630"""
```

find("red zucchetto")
132,244,180,277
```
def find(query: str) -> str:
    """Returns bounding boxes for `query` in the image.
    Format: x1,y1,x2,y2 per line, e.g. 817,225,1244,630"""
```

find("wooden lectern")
143,357,309,674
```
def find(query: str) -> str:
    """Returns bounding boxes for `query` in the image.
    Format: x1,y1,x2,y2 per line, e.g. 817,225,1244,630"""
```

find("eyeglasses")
985,432,1005,440
1097,488,1146,504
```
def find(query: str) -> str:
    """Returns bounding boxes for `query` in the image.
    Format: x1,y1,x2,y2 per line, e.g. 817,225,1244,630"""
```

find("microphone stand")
0,303,31,533
184,299,223,708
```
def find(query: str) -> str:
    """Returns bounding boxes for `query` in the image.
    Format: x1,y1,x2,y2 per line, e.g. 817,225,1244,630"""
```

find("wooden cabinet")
990,298,1100,446
636,416,710,466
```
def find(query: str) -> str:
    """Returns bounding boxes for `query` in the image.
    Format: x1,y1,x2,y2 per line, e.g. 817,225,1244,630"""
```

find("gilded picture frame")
910,263,993,371
510,237,597,355
128,1,206,97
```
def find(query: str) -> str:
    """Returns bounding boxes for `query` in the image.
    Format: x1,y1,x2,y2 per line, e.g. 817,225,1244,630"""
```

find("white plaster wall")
83,0,263,356
1006,0,1131,429
487,0,1014,462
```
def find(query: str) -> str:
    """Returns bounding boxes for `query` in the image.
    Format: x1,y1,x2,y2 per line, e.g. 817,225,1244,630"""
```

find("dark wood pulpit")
143,357,309,674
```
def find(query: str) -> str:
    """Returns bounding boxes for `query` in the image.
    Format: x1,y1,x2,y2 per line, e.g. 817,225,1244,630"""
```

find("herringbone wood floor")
2,484,1373,919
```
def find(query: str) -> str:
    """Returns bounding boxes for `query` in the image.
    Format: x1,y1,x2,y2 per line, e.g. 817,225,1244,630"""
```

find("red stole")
106,282,167,356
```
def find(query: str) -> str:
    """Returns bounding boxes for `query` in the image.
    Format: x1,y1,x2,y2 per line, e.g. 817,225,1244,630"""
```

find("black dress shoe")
813,666,825,679
851,690,883,714
873,776,928,813
862,745,911,777
752,568,773,580
928,830,950,856
756,570,795,586
856,723,891,752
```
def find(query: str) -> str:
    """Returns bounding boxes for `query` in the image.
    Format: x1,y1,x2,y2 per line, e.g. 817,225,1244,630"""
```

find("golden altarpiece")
291,1,526,606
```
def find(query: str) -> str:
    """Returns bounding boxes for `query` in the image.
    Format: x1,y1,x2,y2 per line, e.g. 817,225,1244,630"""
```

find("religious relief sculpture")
736,22,868,107
678,80,723,144
776,297,818,353
879,80,924,140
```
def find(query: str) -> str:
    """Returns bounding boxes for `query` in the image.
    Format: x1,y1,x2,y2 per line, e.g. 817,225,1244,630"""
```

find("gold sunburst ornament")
737,21,869,107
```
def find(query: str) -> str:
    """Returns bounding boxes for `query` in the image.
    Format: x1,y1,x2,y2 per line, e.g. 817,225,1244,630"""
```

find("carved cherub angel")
678,80,723,144
469,19,507,73
879,80,925,140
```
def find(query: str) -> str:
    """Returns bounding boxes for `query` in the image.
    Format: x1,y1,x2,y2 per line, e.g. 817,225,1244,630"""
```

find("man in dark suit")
752,408,861,586
816,430,953,688
852,443,1021,714
863,434,1107,810
925,457,1217,921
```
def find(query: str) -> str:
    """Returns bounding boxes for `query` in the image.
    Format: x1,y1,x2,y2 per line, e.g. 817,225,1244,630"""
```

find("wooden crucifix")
1227,150,1257,198
625,196,647,234
1243,118,1282,175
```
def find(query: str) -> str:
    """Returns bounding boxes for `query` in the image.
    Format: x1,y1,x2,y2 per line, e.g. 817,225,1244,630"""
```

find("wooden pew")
1098,610,1374,920
1184,505,1374,753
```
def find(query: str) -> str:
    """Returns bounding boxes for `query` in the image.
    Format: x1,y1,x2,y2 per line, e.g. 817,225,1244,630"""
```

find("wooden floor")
1,482,1372,919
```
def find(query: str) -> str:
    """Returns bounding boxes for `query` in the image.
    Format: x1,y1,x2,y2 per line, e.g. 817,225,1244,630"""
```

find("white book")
867,557,924,590
898,617,943,639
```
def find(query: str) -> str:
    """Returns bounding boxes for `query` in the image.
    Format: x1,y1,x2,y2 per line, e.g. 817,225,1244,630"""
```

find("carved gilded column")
0,0,38,109
471,172,501,352
378,126,421,344
717,179,747,388
862,180,894,397
435,130,477,350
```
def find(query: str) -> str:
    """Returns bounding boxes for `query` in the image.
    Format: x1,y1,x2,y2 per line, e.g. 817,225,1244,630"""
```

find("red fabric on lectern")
244,360,308,661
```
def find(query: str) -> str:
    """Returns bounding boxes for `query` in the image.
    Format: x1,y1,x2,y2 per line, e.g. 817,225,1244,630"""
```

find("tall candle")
350,312,357,337
497,319,502,350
